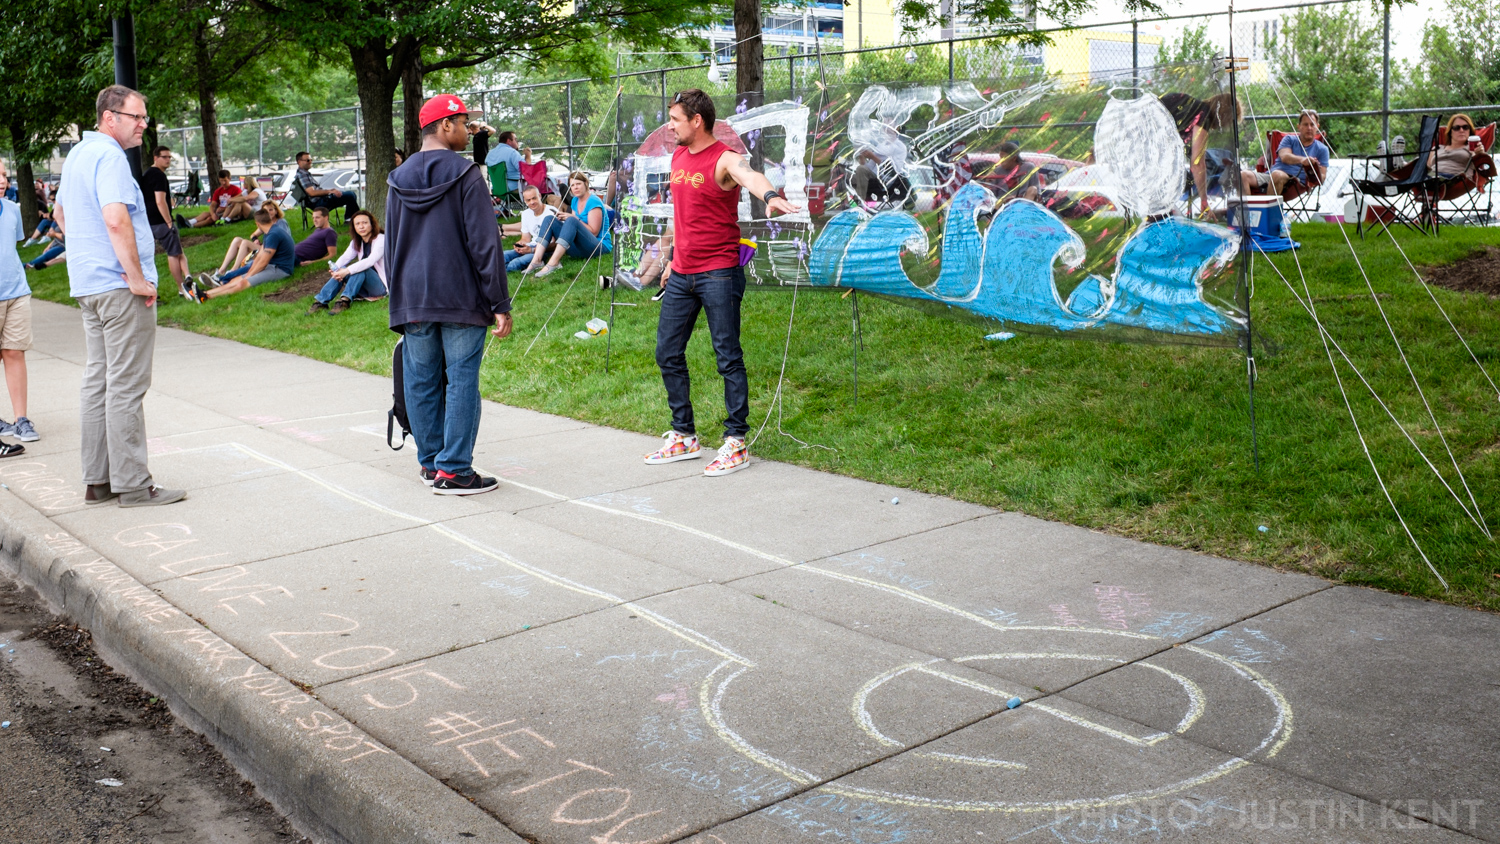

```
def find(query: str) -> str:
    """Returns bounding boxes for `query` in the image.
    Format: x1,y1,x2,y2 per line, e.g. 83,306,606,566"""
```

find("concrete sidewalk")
1,298,1495,844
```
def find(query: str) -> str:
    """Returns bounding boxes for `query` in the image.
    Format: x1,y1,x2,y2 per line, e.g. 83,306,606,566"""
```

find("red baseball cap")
418,94,479,128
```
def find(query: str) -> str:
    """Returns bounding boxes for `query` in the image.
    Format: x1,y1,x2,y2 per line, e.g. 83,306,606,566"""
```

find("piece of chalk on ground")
891,497,900,505
1007,697,1022,709
1258,525,1268,532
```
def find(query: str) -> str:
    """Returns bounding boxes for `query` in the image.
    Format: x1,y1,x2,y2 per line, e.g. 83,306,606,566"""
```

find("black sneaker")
174,213,189,229
419,466,437,487
432,470,498,496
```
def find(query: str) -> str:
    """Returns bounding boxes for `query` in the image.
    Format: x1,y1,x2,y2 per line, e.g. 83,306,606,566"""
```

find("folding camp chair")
1420,122,1496,230
1351,115,1442,239
1252,130,1327,221
489,162,521,216
518,158,553,199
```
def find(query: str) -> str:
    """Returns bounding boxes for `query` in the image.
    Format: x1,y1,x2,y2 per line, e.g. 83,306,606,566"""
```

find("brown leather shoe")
118,485,187,508
84,483,117,504
328,297,352,315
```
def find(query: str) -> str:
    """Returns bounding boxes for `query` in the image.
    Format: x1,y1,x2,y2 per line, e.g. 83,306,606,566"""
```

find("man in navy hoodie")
387,94,514,495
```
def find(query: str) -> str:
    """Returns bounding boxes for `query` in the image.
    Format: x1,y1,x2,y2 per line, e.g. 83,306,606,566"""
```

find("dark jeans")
28,242,65,268
308,192,360,219
402,321,486,474
655,266,748,439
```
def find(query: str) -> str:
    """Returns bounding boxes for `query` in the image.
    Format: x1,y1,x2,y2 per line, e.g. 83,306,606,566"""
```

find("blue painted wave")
807,183,1243,339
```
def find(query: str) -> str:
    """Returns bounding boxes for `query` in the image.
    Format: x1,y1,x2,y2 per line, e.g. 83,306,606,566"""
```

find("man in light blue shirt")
0,169,36,452
484,130,523,194
54,85,185,507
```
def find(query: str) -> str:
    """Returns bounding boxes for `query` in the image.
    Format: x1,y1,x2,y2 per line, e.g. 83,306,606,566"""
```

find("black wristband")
762,189,780,204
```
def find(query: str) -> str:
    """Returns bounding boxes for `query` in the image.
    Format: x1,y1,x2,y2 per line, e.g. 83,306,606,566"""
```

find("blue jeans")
402,321,487,474
536,216,608,259
655,267,748,439
503,248,536,273
316,269,386,303
29,242,65,268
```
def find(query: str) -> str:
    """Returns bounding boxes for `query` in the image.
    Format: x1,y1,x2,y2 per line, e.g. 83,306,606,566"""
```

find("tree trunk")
194,23,223,184
16,159,38,235
401,55,424,157
352,40,400,223
734,0,764,113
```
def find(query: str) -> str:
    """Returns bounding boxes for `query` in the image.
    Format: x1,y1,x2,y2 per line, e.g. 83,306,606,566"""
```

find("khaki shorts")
0,295,33,351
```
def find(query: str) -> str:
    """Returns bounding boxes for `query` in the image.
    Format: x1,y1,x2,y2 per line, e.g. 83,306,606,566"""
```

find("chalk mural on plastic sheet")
809,84,1245,341
617,71,1247,343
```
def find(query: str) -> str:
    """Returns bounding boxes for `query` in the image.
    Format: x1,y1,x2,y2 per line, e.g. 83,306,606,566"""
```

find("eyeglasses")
108,109,149,124
1453,124,1472,131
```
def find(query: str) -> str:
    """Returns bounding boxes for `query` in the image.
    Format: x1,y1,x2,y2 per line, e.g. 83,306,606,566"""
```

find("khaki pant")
77,288,156,493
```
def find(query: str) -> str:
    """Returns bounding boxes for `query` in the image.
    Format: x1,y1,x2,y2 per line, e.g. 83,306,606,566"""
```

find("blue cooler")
1227,195,1298,252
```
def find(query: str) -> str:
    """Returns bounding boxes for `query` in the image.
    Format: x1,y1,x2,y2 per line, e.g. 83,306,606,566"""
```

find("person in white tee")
308,209,387,315
503,186,555,273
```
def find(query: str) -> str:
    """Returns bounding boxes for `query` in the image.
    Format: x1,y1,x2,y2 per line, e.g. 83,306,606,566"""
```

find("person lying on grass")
307,209,386,315
187,205,293,301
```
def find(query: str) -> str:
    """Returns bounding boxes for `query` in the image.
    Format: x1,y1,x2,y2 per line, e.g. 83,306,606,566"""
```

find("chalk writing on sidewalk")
420,705,692,843
0,460,83,510
829,552,938,591
346,661,466,709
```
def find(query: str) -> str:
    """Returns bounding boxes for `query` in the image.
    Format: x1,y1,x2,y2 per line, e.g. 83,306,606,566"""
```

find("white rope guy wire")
521,87,623,356
1257,245,1490,535
747,68,836,453
1254,244,1452,589
1273,81,1490,538
1377,226,1500,401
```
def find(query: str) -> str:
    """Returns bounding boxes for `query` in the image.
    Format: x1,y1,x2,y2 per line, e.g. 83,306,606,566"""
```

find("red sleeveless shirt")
671,140,742,274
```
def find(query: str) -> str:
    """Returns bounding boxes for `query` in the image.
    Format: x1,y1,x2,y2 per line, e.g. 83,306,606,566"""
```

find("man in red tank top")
643,89,800,476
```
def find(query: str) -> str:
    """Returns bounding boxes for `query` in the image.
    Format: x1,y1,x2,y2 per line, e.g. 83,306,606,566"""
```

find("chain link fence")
151,0,1496,205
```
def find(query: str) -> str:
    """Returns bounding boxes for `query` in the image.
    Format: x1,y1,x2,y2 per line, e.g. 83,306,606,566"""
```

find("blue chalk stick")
1007,697,1022,709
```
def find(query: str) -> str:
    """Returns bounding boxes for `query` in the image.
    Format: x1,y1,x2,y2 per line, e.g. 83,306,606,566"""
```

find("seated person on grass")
22,207,56,246
616,226,672,294
291,206,340,268
188,206,294,301
524,170,611,278
308,210,386,315
199,203,308,288
503,186,555,273
994,141,1041,202
1248,110,1328,196
181,170,244,227
219,176,263,222
25,228,65,270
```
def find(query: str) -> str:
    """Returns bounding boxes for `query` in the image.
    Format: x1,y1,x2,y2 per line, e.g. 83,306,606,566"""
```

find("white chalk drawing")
1090,90,1186,218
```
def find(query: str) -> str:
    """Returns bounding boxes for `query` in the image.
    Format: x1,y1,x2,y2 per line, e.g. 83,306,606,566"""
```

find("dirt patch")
263,269,330,303
0,577,310,843
1424,246,1500,296
180,234,217,249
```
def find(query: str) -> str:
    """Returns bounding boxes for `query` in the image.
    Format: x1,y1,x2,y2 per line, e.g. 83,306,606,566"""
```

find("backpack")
387,337,449,450
388,339,410,450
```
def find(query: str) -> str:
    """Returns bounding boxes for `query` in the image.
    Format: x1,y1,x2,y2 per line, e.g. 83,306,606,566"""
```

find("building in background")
703,0,1037,58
